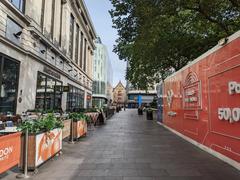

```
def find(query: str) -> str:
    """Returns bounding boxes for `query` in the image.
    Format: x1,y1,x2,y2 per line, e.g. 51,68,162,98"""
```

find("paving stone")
1,109,240,180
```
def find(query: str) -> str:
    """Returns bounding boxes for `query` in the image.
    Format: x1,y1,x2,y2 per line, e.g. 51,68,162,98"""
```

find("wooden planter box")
85,112,99,125
20,128,62,170
0,132,21,174
73,120,87,139
62,119,71,139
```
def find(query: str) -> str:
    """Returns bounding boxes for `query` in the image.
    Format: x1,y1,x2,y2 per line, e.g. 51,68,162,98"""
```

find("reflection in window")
35,72,62,111
0,56,19,114
9,0,25,12
67,85,84,112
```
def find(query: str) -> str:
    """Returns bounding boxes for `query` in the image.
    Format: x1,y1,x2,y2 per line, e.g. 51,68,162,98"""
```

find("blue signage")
138,95,142,107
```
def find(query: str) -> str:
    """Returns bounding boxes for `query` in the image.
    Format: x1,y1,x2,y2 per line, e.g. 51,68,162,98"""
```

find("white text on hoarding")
218,108,240,123
228,81,240,95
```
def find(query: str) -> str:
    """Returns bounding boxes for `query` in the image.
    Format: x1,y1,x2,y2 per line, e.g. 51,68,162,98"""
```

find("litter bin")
146,109,153,120
138,108,143,115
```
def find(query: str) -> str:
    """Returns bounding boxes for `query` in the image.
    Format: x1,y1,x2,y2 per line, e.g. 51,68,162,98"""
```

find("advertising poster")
76,121,87,138
35,129,62,166
0,133,21,174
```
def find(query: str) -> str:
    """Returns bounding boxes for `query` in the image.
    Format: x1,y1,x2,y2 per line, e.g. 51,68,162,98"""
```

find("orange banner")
0,133,21,174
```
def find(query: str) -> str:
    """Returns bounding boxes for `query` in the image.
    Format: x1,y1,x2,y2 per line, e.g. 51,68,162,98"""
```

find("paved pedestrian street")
1,109,240,180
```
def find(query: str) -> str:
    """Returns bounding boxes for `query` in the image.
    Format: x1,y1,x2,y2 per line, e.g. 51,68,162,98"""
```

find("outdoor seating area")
0,107,116,176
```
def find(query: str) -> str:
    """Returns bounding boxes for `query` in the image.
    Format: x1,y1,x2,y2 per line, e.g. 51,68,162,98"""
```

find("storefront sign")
43,66,61,79
63,86,70,92
0,133,21,174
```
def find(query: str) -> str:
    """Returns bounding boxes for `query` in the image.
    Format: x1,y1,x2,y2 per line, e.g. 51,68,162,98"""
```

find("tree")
109,0,240,89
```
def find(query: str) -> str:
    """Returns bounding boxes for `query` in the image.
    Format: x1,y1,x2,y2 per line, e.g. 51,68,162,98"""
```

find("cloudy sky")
84,0,127,87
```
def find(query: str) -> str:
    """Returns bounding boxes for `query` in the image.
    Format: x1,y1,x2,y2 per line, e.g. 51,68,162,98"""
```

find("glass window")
35,72,62,111
69,14,74,59
35,73,46,110
75,24,79,64
86,93,91,108
80,32,83,68
9,0,25,12
67,85,84,112
0,55,19,114
83,39,87,72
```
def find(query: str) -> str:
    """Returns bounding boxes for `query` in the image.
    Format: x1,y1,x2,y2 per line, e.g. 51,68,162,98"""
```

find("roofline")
113,81,126,90
165,30,240,81
81,0,97,38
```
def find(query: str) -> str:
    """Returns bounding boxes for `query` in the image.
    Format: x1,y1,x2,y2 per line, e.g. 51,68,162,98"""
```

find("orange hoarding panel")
163,31,240,163
0,133,21,174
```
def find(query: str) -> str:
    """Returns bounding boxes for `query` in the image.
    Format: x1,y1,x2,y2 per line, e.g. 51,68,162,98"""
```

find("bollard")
68,118,75,144
16,129,30,179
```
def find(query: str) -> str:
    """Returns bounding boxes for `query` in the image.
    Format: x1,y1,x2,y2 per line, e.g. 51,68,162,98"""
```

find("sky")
84,0,127,87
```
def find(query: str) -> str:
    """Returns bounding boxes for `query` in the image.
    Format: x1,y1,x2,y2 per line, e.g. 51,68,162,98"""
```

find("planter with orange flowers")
17,114,64,170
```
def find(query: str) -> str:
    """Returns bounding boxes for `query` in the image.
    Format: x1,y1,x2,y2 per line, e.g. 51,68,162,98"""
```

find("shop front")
0,54,20,115
67,84,85,112
35,71,63,112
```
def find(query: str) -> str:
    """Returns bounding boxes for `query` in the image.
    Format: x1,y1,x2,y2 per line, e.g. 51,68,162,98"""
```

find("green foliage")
69,112,87,122
85,108,99,113
84,115,91,124
109,0,240,89
18,114,64,134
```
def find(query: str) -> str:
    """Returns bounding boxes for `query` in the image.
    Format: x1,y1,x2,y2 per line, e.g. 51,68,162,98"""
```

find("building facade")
126,62,157,108
92,37,113,107
106,57,113,105
113,81,126,106
0,0,96,114
126,81,157,108
92,37,108,108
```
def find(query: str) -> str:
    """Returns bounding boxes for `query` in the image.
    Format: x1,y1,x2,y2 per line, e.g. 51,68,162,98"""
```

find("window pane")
54,81,62,111
66,85,84,111
69,14,74,59
75,25,79,64
45,77,55,110
0,58,19,114
10,0,24,12
35,74,46,111
35,73,62,111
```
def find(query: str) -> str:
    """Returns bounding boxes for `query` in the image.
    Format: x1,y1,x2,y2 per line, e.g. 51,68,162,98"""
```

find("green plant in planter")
69,113,86,122
18,113,64,134
85,108,98,113
84,115,91,124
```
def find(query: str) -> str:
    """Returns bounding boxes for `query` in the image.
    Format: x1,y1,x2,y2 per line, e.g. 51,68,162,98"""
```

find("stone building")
0,0,97,114
113,81,126,106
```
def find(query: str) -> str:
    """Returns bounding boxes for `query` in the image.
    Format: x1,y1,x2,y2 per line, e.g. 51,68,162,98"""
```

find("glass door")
0,55,20,114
